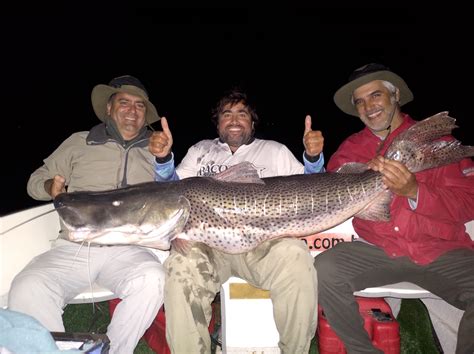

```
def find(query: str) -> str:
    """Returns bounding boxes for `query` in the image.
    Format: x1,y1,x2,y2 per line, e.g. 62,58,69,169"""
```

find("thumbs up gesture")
149,117,174,158
303,115,324,157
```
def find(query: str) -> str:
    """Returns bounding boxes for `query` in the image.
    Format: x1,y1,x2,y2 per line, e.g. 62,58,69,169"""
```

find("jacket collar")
86,117,151,149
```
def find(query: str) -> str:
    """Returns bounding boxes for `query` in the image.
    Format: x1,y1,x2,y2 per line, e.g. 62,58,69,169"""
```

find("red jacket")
328,114,474,264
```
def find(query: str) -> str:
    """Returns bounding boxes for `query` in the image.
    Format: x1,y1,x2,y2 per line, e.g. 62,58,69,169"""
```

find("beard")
219,128,254,149
363,101,397,134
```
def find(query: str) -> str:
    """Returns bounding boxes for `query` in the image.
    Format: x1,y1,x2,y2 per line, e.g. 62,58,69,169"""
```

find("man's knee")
142,264,165,293
313,242,351,278
263,240,317,292
118,262,165,302
10,273,50,300
165,247,215,281
9,272,60,312
270,239,311,259
142,262,165,284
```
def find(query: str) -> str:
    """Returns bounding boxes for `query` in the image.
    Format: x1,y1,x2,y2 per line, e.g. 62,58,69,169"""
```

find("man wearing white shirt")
149,88,325,354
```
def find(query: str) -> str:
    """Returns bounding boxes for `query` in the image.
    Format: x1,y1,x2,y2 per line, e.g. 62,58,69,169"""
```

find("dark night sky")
2,4,473,215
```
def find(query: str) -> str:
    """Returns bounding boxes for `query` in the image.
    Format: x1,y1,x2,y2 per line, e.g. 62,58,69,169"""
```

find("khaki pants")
164,238,318,354
8,242,165,354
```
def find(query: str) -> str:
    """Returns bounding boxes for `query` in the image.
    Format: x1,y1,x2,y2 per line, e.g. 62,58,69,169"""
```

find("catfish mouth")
62,206,189,246
54,191,191,248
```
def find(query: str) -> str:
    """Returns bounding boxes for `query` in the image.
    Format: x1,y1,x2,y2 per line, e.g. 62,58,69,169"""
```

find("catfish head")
53,182,190,250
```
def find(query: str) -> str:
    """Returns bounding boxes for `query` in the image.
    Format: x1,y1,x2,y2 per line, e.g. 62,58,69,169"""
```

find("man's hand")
149,117,173,158
45,175,66,199
303,115,324,158
368,156,418,199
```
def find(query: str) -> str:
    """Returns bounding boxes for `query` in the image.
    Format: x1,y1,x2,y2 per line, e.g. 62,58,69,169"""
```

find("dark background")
2,4,473,215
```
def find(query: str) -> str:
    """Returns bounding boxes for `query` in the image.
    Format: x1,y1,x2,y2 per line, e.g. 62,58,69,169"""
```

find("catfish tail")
385,112,474,173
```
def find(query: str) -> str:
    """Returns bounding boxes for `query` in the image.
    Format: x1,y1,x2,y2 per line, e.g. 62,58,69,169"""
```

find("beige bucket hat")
91,75,160,124
334,63,413,117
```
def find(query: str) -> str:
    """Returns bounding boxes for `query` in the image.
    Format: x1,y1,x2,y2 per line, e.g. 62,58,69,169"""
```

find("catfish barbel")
54,112,474,254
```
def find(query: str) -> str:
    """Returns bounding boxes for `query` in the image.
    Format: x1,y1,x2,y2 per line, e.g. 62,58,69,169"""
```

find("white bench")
2,203,471,354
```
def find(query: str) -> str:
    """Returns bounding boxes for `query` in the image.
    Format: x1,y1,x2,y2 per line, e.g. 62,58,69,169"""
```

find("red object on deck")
109,299,216,354
317,296,400,354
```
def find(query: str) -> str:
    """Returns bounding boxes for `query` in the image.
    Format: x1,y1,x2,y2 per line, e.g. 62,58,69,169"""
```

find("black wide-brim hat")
91,75,160,124
334,63,414,117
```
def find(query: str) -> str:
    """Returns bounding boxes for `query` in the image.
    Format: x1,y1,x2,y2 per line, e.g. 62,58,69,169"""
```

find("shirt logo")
197,164,266,177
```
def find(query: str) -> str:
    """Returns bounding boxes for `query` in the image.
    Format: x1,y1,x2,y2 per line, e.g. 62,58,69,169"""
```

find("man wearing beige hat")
314,63,474,353
8,75,165,353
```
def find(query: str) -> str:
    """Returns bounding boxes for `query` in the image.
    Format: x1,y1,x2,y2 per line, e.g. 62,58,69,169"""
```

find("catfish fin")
336,162,369,174
212,161,265,184
385,112,474,173
355,190,392,221
171,238,194,256
407,140,474,173
390,111,456,146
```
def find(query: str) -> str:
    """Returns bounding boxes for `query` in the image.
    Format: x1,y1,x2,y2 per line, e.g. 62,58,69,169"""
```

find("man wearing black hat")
8,75,165,354
314,64,474,353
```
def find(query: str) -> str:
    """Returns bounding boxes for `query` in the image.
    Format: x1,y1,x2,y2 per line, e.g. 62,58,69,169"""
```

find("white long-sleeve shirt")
154,138,324,181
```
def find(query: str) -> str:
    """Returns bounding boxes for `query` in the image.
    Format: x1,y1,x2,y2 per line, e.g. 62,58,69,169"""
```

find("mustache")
365,107,384,116
226,124,245,129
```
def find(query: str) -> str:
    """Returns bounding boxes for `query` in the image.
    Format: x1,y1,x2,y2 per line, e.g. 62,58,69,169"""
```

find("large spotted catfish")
54,112,474,253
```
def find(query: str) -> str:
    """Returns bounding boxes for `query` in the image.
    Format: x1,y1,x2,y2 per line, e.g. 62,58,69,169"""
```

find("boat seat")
2,203,472,354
